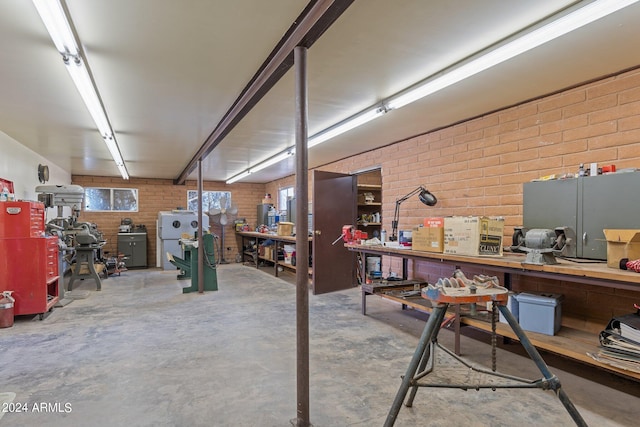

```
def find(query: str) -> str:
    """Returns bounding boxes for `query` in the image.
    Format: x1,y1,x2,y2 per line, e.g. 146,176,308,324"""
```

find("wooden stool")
384,278,586,427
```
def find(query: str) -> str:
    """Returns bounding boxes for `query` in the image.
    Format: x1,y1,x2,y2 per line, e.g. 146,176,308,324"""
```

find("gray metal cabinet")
257,203,273,227
523,172,640,260
117,232,147,268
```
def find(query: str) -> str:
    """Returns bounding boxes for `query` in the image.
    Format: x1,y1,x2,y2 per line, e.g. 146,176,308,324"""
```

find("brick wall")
71,176,265,266
269,67,640,331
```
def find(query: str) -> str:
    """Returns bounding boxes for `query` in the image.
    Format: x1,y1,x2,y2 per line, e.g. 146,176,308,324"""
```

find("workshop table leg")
455,304,461,355
384,304,448,427
362,288,367,315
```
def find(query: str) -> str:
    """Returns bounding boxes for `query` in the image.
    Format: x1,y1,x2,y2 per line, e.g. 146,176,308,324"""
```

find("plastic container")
514,292,563,336
498,291,519,324
366,256,381,274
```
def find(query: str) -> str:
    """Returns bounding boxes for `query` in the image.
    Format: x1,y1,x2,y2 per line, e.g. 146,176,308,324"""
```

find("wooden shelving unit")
374,292,639,381
355,171,383,285
237,231,312,278
356,184,382,230
350,243,640,382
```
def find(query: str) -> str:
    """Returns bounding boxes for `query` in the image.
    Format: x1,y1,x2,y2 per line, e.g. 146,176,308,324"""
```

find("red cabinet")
0,201,45,238
0,201,59,318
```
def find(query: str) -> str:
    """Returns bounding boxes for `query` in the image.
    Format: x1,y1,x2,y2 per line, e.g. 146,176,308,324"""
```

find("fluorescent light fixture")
227,105,386,183
32,0,77,55
308,106,386,148
226,170,252,184
65,56,111,137
228,0,640,184
33,0,129,180
226,149,295,184
116,163,129,180
250,150,295,174
104,135,125,165
387,0,640,110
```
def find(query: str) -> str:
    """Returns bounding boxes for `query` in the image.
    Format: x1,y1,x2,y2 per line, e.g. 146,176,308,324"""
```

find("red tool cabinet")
0,201,59,318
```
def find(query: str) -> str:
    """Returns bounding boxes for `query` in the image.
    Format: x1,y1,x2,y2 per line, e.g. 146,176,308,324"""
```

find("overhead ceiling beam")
175,0,356,185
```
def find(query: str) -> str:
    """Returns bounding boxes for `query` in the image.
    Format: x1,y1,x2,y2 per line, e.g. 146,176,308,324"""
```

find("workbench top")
346,243,640,287
236,231,312,243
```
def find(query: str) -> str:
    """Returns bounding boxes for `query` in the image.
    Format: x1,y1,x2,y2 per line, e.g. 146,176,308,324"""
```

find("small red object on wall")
0,177,14,194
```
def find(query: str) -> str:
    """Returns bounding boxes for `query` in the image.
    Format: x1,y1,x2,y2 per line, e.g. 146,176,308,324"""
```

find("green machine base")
169,234,218,293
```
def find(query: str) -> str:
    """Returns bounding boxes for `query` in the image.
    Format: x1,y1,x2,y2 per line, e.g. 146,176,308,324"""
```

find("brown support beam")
197,160,204,293
174,0,355,185
294,46,310,427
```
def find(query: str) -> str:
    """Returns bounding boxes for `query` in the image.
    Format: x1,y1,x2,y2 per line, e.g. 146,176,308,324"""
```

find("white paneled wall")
0,131,72,221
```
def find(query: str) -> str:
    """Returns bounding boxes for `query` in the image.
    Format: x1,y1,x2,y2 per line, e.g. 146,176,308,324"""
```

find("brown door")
312,170,356,294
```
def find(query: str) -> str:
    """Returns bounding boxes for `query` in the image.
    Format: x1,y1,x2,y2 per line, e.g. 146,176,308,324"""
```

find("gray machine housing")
523,172,640,260
158,211,209,270
257,203,274,227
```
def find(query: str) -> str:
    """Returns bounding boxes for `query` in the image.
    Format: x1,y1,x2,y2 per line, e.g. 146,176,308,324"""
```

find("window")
187,190,232,213
84,188,138,212
278,186,294,211
277,186,295,223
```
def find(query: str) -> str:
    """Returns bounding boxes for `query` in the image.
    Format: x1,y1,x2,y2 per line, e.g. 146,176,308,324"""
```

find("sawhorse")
384,278,587,427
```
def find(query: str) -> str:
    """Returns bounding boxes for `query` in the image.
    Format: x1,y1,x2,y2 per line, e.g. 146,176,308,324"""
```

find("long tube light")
64,56,111,137
250,150,295,174
387,0,640,110
225,0,639,183
307,106,386,148
225,149,295,184
32,0,77,55
226,170,252,184
226,106,386,183
33,0,129,180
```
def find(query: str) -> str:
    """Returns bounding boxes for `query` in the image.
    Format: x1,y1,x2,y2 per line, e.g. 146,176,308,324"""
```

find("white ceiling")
1,0,640,184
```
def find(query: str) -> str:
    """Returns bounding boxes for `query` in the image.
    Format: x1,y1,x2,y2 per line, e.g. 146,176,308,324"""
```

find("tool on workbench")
332,225,368,245
511,227,575,265
620,258,640,273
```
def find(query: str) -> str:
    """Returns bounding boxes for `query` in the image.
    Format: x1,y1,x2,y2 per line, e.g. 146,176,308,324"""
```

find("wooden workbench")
236,231,312,277
347,243,640,381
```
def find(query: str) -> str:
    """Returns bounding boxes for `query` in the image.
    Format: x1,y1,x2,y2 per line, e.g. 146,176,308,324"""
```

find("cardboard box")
443,216,504,256
412,217,444,252
603,229,640,268
263,246,273,260
277,222,294,236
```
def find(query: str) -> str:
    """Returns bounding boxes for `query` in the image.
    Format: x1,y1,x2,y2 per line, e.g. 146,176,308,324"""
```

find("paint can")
366,256,381,274
0,291,15,328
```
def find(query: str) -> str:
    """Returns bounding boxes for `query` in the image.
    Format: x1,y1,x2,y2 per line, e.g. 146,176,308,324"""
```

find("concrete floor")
1,264,638,427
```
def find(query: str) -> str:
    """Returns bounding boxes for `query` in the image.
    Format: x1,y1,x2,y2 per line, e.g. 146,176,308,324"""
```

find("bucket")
0,291,15,328
366,256,381,273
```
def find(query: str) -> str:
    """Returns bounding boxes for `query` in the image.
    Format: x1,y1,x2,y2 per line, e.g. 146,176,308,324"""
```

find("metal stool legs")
497,305,586,426
385,303,588,427
384,304,448,427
